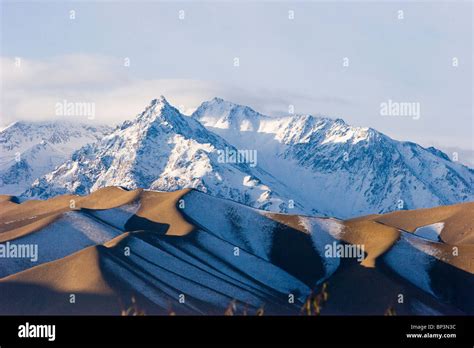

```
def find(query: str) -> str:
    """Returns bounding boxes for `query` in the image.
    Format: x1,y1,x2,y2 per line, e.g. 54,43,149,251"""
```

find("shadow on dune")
0,282,122,315
124,215,170,234
96,239,232,315
269,223,325,287
430,258,474,314
322,259,467,316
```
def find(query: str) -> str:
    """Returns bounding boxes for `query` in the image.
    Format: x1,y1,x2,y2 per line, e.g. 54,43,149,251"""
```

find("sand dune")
0,187,472,315
369,202,474,245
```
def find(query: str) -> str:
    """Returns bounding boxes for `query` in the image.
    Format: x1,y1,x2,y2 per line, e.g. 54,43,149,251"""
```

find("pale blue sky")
0,0,472,157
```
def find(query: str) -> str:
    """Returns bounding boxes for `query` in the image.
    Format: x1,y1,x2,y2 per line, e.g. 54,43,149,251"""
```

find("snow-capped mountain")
14,96,474,218
0,121,111,194
192,98,474,217
24,97,297,212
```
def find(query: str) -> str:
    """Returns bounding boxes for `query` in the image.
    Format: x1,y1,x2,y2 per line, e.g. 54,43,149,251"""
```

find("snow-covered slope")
24,97,297,213
192,98,474,217
0,120,111,194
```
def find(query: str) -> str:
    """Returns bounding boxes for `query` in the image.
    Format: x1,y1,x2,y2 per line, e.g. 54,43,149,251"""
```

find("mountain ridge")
191,97,473,217
0,120,112,195
2,96,472,218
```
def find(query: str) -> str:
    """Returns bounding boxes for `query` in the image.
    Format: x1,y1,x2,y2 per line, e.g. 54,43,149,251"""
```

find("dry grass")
384,305,397,316
224,299,265,316
120,295,146,316
300,282,329,316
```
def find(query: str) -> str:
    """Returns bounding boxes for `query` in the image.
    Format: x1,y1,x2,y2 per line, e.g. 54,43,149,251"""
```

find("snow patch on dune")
84,201,141,230
182,190,275,259
383,233,442,296
0,211,121,277
299,217,344,280
414,222,444,242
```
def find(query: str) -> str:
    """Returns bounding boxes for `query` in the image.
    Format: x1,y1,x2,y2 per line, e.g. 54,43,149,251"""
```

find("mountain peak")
150,95,169,106
134,96,181,127
211,97,225,103
196,97,262,115
192,97,268,132
117,97,230,153
146,95,173,113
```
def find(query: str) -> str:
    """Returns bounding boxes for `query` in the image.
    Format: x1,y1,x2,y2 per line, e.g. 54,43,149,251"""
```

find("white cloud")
0,55,208,125
0,54,351,127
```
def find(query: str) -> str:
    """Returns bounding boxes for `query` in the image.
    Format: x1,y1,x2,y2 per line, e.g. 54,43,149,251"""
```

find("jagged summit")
192,97,271,132
192,97,373,145
24,98,294,212
133,96,177,124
